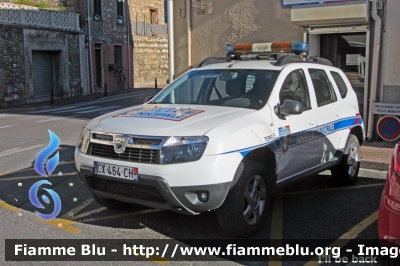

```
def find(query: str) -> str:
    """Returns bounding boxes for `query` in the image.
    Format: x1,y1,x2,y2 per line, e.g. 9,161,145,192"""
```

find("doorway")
32,51,55,98
94,43,103,90
308,27,368,118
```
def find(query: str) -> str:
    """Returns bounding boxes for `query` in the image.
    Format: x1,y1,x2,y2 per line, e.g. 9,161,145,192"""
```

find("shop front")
289,0,371,120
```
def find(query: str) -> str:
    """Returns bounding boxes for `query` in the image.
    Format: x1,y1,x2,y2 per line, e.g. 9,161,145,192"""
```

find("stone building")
0,2,86,107
82,0,168,92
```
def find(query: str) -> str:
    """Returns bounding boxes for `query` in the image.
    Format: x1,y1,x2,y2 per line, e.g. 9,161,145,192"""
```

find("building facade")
0,2,86,107
82,0,168,92
172,0,400,141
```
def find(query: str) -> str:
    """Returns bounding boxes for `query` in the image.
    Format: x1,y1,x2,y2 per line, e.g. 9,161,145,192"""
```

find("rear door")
306,68,345,165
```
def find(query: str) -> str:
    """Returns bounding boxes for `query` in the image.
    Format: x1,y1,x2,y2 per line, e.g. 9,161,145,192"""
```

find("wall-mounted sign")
377,116,400,141
282,0,359,8
372,102,400,116
193,0,213,15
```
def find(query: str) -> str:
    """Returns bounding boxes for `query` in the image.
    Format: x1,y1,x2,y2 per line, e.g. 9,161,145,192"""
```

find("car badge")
114,135,129,154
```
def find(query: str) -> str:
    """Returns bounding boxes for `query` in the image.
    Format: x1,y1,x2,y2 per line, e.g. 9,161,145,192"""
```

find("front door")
272,69,318,181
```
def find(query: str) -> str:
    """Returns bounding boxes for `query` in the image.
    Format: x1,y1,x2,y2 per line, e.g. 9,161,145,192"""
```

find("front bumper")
78,166,231,215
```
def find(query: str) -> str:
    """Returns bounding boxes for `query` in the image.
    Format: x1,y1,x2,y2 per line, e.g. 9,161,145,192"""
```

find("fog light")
197,191,209,202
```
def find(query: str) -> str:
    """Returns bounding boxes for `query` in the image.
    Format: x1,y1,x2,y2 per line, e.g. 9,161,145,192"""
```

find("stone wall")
0,23,84,106
87,0,130,45
133,34,168,87
0,25,25,107
68,33,81,96
129,0,165,24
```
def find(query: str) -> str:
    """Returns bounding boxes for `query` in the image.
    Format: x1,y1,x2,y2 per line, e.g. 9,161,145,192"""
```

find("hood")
86,104,256,136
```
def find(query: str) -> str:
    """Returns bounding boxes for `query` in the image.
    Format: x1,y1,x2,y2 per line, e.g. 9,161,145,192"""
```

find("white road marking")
0,125,11,129
53,106,100,114
3,148,19,153
37,117,63,122
0,145,42,157
79,106,119,114
29,106,78,114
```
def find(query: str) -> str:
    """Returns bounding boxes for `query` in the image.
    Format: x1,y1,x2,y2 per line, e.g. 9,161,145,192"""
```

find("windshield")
151,69,279,110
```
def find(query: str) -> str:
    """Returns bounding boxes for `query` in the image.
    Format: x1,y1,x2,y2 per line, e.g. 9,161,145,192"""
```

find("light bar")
226,41,308,55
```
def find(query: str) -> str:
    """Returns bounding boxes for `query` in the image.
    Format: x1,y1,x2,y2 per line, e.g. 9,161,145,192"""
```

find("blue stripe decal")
240,151,250,156
222,116,363,156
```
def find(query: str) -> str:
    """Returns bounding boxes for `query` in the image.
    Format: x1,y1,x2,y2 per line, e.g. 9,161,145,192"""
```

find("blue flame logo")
34,130,60,177
29,130,62,220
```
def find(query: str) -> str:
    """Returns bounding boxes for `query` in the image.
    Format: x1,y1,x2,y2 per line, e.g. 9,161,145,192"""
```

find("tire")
92,194,134,210
217,160,273,238
331,134,361,185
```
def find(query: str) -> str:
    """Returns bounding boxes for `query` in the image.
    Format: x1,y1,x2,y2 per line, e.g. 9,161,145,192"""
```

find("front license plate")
94,162,139,181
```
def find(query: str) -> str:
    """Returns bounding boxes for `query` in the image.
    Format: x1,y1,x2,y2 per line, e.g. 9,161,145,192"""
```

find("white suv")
75,42,364,237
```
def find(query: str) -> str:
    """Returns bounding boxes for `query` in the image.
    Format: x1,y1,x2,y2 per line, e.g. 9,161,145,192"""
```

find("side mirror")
274,99,303,118
143,96,154,103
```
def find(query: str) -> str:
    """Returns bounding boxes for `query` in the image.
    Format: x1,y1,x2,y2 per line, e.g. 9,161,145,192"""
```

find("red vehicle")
378,142,400,248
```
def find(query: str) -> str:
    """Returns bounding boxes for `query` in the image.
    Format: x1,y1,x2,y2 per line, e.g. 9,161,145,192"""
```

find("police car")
75,41,364,237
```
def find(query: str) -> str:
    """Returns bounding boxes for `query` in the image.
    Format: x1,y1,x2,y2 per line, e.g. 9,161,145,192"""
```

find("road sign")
377,116,400,141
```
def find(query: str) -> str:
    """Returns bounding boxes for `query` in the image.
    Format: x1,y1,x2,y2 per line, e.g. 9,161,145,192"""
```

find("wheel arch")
350,125,364,146
243,146,277,185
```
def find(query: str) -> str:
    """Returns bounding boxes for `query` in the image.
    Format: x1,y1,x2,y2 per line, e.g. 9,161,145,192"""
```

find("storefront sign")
282,0,358,8
372,102,400,116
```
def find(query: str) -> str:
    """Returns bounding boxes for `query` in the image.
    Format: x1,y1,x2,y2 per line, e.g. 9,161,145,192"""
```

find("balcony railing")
0,2,80,31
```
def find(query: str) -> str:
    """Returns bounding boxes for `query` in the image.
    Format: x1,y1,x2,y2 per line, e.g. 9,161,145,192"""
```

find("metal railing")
133,20,167,36
0,2,80,31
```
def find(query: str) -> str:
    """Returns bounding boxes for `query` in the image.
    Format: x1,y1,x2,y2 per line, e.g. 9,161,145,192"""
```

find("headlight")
160,136,208,164
77,127,91,154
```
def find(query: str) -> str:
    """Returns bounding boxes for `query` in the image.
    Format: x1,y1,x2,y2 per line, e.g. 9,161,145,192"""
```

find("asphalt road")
0,91,389,266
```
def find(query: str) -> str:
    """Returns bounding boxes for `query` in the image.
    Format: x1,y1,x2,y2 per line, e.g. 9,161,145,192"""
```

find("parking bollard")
50,89,54,105
155,78,157,89
104,83,107,96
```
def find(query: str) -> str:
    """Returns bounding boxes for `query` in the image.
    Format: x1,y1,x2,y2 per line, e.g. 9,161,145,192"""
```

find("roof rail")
275,55,332,66
197,57,230,67
197,54,333,68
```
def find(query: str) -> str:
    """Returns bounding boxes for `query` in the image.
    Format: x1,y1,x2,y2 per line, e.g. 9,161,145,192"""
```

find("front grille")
89,143,159,164
88,176,167,203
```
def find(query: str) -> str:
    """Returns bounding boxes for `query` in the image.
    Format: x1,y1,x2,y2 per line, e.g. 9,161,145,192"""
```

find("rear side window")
331,71,348,98
308,69,337,107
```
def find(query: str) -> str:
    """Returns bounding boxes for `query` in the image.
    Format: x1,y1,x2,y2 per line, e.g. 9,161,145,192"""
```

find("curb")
0,89,161,114
360,160,389,172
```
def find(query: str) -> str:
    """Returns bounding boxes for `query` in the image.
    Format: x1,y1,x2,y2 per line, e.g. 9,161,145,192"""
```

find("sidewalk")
0,85,166,113
360,141,396,172
0,85,396,173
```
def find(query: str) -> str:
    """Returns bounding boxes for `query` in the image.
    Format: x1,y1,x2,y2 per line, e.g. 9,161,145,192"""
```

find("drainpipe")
86,0,94,93
167,0,174,83
126,1,131,89
186,0,191,69
366,0,381,141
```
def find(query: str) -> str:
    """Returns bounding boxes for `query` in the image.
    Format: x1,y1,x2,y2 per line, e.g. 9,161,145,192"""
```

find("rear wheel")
217,160,273,237
331,134,360,185
92,194,135,210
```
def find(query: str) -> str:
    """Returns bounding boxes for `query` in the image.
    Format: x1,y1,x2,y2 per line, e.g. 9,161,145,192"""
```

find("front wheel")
217,160,272,238
331,134,361,185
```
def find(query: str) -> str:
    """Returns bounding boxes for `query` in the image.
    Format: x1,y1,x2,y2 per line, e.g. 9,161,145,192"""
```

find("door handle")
336,113,342,117
310,120,317,125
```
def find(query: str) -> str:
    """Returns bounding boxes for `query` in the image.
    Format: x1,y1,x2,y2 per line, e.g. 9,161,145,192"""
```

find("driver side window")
279,69,311,110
